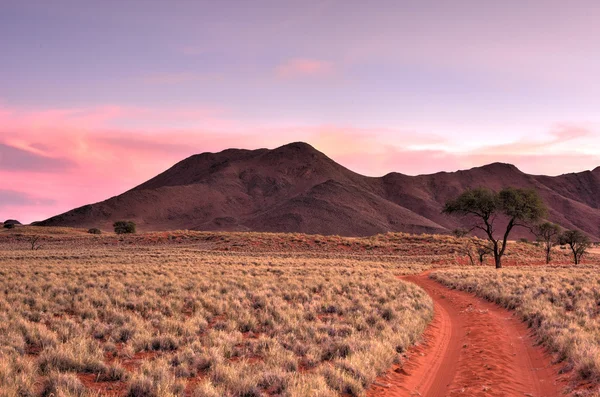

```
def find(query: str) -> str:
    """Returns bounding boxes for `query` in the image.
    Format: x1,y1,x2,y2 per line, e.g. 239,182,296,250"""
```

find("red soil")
77,373,127,396
368,273,562,397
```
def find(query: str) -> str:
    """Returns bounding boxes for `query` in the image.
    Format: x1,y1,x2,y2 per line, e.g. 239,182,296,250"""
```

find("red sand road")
368,273,561,397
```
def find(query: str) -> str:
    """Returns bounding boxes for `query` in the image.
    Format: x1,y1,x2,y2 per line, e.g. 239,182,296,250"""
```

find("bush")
40,372,86,397
3,223,15,229
3,219,21,227
87,228,102,235
113,221,136,234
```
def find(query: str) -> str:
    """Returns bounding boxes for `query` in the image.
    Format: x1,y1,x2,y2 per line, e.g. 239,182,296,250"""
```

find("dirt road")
368,272,561,397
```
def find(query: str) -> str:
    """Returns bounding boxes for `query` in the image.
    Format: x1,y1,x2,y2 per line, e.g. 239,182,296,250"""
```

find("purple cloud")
0,143,74,172
0,189,56,208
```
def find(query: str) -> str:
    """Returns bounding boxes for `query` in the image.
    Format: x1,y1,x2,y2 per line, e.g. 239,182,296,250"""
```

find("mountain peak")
475,162,521,173
273,142,318,153
260,142,325,162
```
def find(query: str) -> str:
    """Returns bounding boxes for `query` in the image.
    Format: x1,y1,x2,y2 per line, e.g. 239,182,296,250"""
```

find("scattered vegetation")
443,187,547,268
87,228,102,235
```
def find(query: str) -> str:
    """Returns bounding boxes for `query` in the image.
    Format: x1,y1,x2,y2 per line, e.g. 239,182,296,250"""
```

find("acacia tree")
560,229,590,264
443,187,547,269
533,222,561,264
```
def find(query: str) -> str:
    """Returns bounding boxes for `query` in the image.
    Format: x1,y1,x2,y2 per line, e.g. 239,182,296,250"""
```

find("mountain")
39,142,600,238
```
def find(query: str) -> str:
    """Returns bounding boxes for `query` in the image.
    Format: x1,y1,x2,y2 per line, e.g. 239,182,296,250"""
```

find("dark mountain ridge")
39,142,600,238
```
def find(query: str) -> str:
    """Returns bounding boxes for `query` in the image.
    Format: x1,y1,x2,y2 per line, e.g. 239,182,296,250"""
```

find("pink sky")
2,1,599,223
2,104,598,223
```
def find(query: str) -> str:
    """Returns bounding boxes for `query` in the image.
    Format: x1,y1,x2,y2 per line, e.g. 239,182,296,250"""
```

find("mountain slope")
39,142,600,238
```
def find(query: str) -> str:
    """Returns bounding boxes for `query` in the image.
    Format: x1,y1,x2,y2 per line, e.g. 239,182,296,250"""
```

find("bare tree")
533,222,561,264
463,240,477,266
28,235,42,250
452,229,494,266
452,229,476,265
560,230,590,265
476,244,493,265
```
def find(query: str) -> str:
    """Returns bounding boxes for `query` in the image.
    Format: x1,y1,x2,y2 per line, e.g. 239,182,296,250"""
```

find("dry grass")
0,236,433,396
2,226,588,395
431,266,600,385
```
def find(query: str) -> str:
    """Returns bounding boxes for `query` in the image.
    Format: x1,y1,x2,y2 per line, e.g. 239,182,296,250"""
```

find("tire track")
368,272,561,397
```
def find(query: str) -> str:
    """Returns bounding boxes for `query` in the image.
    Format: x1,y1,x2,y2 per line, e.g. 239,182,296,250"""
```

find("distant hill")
39,142,600,239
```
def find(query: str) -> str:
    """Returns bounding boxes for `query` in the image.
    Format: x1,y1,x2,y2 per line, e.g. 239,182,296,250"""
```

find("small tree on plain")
88,228,102,235
476,244,493,265
452,228,477,265
560,229,590,265
533,222,561,264
443,187,547,269
113,221,136,234
28,235,42,250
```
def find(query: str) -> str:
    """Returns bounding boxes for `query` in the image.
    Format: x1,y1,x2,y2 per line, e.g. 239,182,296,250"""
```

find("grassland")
2,226,594,396
0,228,442,397
431,266,600,390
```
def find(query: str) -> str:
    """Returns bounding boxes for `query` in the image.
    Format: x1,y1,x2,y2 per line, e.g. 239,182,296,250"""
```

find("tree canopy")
443,187,547,268
560,229,590,265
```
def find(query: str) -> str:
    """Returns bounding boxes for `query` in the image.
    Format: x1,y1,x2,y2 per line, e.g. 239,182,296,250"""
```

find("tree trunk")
571,244,579,265
545,246,551,264
467,254,475,266
494,254,502,269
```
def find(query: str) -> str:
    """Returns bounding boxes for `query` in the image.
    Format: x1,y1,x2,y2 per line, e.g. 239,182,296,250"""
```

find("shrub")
88,228,102,235
3,219,21,228
40,372,86,397
113,221,136,234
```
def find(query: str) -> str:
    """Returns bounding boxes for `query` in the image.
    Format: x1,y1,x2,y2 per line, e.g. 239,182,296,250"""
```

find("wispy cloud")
275,58,334,79
0,143,74,172
473,124,595,157
0,189,55,208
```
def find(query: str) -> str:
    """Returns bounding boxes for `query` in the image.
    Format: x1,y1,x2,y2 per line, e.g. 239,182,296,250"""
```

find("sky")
1,0,599,223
